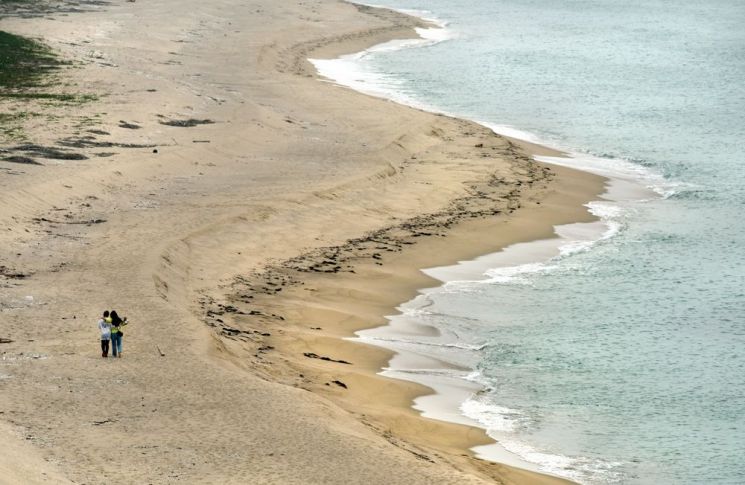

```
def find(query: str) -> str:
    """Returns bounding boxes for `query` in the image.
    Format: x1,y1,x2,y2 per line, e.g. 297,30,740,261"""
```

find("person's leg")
116,335,123,357
101,339,109,357
112,334,119,357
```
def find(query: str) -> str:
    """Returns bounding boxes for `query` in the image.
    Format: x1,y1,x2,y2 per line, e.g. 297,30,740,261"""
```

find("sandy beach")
0,1,605,483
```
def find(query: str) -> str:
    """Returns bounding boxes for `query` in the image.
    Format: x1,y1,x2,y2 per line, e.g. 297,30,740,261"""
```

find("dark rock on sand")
158,118,215,127
3,155,42,165
118,120,141,129
331,380,348,389
303,352,351,365
0,265,29,279
13,144,87,160
57,137,156,149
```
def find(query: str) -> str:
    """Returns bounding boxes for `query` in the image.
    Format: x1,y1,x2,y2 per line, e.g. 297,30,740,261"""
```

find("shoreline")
300,3,625,480
353,219,617,478
1,1,609,483
297,2,672,480
236,158,607,484
200,3,613,480
234,7,615,481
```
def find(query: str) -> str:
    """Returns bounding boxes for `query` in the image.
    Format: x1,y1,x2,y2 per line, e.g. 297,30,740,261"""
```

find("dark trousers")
101,339,110,357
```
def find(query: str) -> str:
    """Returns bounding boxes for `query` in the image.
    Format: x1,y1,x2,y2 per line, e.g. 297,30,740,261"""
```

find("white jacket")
98,318,111,340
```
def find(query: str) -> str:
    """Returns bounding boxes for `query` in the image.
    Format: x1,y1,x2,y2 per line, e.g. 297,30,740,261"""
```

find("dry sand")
0,0,604,483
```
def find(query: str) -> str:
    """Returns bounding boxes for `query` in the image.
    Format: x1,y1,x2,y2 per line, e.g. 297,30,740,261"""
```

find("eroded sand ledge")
0,1,602,483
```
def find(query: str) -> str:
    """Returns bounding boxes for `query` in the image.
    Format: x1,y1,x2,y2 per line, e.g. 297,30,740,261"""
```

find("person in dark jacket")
109,310,128,358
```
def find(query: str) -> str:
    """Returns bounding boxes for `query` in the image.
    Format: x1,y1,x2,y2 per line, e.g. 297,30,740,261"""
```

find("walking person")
98,310,112,357
109,310,128,358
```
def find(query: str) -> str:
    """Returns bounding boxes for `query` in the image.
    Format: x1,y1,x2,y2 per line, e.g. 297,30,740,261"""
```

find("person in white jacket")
98,310,112,357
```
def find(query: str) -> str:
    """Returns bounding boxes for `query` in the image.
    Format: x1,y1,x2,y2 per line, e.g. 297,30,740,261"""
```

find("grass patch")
0,30,95,104
0,31,98,140
0,92,98,104
0,30,66,89
0,111,40,123
0,111,41,141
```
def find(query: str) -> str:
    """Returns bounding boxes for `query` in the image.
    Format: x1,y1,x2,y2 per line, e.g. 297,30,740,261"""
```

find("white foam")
481,123,546,145
483,262,552,285
309,5,455,113
480,438,626,485
423,195,630,288
359,335,486,351
462,396,587,478
461,398,527,433
348,2,450,30
415,25,454,43
427,216,616,289
534,152,677,199
399,305,432,317
480,120,679,200
464,393,628,483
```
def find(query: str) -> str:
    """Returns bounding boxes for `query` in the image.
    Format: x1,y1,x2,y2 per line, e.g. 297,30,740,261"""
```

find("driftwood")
159,118,214,127
92,419,115,426
32,217,106,225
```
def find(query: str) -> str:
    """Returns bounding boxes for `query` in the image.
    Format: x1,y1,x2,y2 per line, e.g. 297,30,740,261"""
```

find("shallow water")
321,1,745,483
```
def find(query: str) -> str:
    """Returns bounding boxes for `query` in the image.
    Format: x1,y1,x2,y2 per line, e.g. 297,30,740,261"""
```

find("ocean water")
313,1,745,483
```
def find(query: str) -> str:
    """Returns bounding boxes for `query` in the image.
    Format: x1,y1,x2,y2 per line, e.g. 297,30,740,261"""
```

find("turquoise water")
319,1,745,483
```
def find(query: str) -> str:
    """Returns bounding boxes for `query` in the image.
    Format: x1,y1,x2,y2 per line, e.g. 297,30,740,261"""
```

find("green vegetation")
0,111,39,123
0,30,65,90
2,92,98,103
0,30,98,104
0,31,97,142
0,111,39,140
